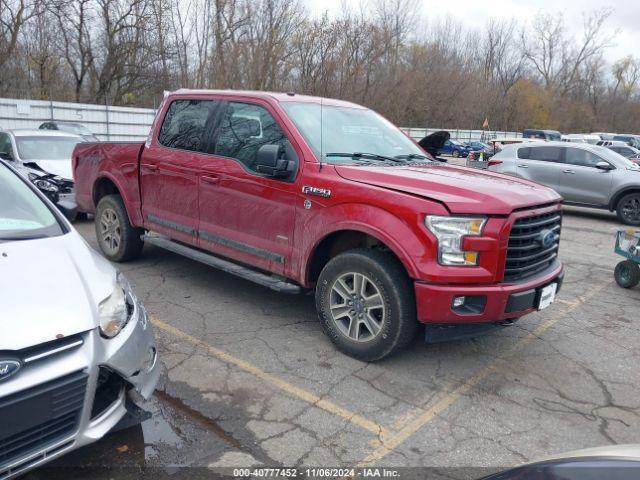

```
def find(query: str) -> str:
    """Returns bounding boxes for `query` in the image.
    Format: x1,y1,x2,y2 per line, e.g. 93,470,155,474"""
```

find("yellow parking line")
357,281,610,466
150,317,385,436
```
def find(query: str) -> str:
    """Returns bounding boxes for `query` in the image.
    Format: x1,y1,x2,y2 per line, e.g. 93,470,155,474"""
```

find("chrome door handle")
563,169,575,174
143,164,158,172
517,164,529,168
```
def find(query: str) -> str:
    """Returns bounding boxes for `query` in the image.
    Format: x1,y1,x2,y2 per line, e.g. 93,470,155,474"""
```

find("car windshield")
16,136,80,160
0,163,64,240
58,123,92,136
596,146,640,168
281,103,429,164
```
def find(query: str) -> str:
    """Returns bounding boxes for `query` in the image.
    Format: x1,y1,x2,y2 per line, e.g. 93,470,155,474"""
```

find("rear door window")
158,99,225,153
528,146,564,162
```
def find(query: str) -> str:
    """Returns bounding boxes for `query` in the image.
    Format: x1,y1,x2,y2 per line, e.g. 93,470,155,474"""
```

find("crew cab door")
515,146,564,192
196,100,299,275
140,99,219,244
556,147,613,206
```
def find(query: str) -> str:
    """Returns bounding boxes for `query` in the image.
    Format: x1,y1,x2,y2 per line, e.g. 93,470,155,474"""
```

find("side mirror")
255,144,294,179
595,161,614,171
0,152,13,161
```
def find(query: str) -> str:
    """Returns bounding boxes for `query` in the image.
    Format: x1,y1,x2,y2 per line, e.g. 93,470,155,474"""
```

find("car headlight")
425,216,487,266
98,272,133,338
27,173,59,193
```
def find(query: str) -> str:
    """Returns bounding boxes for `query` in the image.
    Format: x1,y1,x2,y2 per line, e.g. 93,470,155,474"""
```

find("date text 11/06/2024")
232,468,400,477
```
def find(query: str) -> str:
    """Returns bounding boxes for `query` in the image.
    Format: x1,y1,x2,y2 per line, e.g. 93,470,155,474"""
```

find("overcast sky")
304,0,638,61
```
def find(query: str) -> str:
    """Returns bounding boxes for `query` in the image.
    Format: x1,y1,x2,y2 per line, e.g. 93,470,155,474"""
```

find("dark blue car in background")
439,139,473,157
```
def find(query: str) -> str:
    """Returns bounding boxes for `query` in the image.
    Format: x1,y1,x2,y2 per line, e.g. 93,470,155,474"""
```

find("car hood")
334,164,561,214
24,159,73,180
0,232,115,350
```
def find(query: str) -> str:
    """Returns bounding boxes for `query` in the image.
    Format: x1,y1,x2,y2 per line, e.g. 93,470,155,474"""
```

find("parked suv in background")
523,129,562,141
488,141,640,225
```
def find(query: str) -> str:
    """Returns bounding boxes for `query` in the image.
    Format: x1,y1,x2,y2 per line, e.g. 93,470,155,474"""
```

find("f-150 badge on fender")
302,186,331,198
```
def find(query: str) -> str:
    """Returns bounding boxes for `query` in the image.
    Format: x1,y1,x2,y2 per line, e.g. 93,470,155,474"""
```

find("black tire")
315,249,418,361
614,260,640,288
616,193,640,226
95,194,144,262
452,150,460,158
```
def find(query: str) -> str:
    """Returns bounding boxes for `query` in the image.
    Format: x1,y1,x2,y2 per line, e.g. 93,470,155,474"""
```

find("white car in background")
0,160,159,478
0,130,83,218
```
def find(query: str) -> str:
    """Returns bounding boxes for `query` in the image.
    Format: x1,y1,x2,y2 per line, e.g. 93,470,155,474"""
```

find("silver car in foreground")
488,141,640,225
0,160,159,478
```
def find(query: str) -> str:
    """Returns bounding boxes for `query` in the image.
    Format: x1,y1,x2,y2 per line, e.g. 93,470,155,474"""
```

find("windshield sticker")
0,218,44,230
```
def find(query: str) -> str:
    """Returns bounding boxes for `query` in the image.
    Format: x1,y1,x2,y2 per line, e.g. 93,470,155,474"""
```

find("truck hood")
24,159,73,181
0,232,115,350
335,164,561,214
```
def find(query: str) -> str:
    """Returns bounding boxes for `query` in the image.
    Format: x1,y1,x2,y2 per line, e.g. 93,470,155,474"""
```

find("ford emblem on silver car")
0,360,20,382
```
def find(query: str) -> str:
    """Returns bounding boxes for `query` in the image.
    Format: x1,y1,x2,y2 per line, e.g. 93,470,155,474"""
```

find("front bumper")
0,299,159,478
415,261,564,324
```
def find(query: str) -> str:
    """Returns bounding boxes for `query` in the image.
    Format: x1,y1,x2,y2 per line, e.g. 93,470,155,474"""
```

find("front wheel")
315,249,418,361
616,193,640,225
95,194,144,262
452,150,460,158
614,260,640,288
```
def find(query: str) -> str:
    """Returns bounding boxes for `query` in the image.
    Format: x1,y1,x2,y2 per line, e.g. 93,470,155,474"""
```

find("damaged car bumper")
0,297,159,479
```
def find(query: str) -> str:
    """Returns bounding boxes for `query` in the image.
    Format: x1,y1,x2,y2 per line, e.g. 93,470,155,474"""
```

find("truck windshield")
0,163,64,241
16,136,81,161
281,103,429,164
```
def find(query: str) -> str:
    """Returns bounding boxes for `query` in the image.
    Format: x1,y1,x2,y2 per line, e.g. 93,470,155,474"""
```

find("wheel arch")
305,227,418,287
93,174,140,226
609,187,640,211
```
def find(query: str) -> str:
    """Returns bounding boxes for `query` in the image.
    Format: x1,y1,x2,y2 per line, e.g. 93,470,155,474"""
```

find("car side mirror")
595,161,614,171
255,144,295,179
0,152,13,161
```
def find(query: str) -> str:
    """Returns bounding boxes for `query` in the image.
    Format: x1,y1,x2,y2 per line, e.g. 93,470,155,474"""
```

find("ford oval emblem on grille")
0,359,21,382
538,229,556,248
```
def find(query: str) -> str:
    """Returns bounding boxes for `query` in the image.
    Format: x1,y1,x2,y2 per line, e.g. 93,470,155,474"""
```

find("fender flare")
93,172,143,226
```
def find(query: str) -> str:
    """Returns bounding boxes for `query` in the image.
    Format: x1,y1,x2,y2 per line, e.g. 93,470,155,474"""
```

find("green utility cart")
614,229,640,288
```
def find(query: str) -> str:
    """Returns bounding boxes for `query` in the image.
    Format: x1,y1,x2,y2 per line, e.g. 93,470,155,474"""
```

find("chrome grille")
504,210,561,281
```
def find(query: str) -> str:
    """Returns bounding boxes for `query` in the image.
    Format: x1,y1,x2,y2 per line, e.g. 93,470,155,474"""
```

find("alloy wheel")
99,208,122,255
329,272,386,342
620,196,640,223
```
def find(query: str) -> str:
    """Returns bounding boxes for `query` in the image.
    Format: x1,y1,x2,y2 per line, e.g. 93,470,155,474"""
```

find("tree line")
1,0,639,133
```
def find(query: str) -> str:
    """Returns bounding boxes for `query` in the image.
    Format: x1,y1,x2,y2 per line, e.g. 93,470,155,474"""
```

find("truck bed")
73,142,144,216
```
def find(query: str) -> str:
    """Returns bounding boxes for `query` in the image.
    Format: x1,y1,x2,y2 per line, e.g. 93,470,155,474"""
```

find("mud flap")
424,319,517,343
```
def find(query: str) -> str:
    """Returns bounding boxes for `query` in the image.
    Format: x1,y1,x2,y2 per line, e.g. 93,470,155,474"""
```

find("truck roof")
170,89,366,109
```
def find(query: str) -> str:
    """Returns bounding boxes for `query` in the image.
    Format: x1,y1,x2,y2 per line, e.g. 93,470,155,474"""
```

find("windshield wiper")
394,153,431,161
325,152,405,164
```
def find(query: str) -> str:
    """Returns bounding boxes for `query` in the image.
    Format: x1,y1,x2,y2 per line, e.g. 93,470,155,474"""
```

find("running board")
143,234,302,294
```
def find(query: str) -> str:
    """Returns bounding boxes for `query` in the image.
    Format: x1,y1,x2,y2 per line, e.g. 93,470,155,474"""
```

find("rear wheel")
95,194,144,262
616,193,640,225
315,249,418,361
614,260,640,288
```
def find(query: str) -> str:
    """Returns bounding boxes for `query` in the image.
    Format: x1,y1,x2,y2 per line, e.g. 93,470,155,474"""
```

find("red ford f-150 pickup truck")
73,89,564,360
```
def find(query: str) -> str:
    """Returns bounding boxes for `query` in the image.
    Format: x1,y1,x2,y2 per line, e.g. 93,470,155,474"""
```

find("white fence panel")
0,97,155,141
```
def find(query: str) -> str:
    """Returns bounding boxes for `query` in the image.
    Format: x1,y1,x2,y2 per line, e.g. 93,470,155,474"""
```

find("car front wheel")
616,193,640,226
315,249,418,361
452,150,460,158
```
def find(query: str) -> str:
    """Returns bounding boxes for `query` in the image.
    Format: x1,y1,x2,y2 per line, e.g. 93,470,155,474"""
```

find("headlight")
27,173,59,192
425,216,487,266
98,272,132,338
